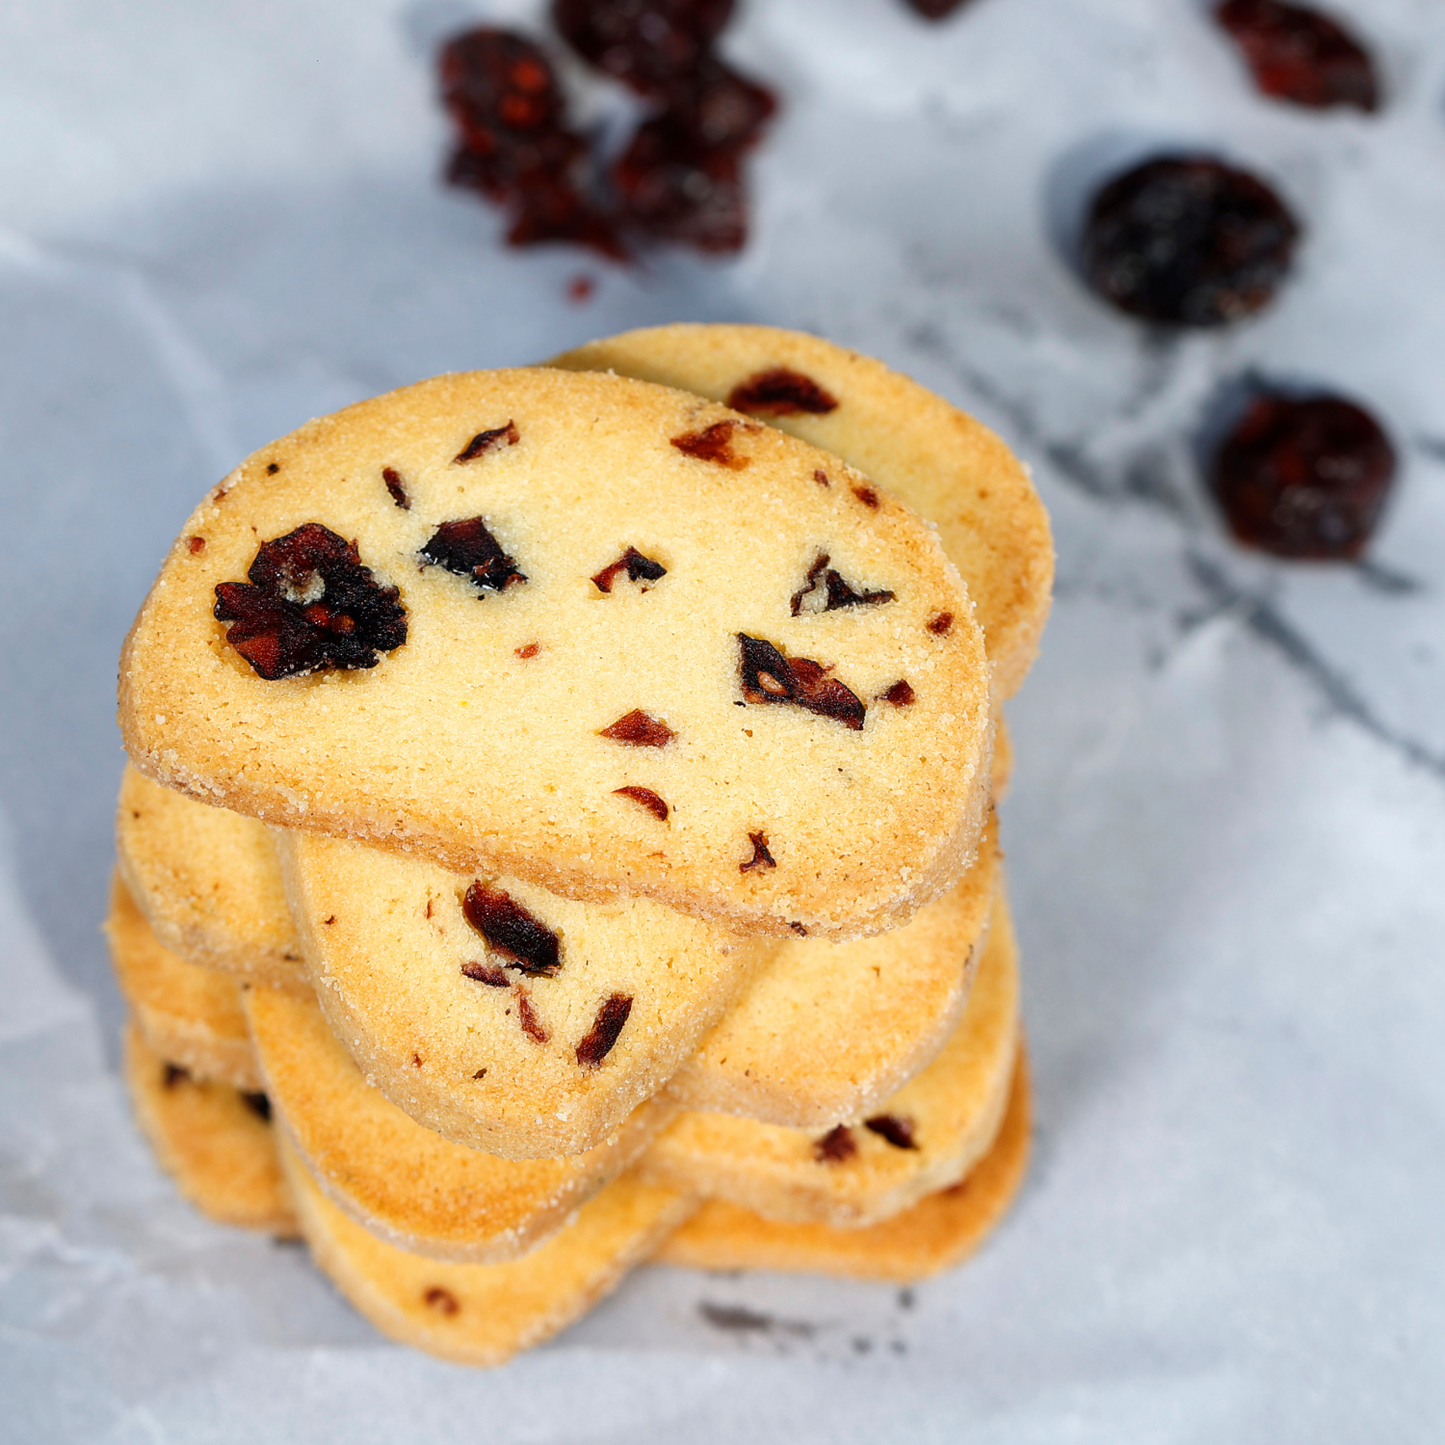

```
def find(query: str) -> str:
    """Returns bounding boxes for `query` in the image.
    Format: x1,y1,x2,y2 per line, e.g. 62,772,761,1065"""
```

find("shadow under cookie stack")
109,325,1053,1366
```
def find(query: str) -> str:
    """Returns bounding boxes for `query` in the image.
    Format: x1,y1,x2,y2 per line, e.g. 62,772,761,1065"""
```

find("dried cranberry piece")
454,421,519,463
575,993,634,1068
864,1114,918,1150
737,634,866,730
382,467,411,509
903,0,974,16
1211,392,1395,559
241,1092,273,1123
440,28,626,261
214,523,408,680
592,547,667,593
727,367,839,417
928,611,954,635
551,0,735,98
671,420,748,466
1082,157,1300,327
739,831,776,873
461,960,510,986
813,1125,858,1163
599,710,676,747
880,680,916,706
1215,0,1378,112
424,1285,461,1315
614,785,669,820
421,517,527,593
462,883,561,976
790,553,895,616
613,114,749,253
658,55,777,151
163,1062,190,1089
514,986,550,1043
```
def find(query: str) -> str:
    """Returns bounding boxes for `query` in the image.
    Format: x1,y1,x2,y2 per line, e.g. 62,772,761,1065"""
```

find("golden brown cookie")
279,828,772,1159
244,981,675,1262
120,367,993,942
280,1137,694,1367
122,1022,296,1235
638,887,1020,1227
655,1048,1031,1281
549,325,1053,698
117,764,308,992
105,873,262,1091
667,810,1000,1128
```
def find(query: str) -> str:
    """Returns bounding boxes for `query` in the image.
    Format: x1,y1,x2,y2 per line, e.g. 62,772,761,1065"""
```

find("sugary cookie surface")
121,368,992,939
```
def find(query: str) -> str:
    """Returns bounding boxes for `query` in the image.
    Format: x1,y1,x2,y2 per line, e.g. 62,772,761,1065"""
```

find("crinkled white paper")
3,1,1444,1439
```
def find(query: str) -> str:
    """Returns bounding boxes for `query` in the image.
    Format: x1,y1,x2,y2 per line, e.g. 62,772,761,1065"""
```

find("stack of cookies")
108,326,1053,1366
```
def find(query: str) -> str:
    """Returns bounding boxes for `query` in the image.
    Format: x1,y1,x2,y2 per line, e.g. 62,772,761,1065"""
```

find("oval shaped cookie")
120,367,993,941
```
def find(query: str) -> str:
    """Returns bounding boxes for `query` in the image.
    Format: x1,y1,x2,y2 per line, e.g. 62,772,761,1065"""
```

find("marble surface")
2,0,1444,1439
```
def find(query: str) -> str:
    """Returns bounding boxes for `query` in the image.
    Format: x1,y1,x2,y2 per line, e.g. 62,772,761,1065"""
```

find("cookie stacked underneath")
111,331,1052,1365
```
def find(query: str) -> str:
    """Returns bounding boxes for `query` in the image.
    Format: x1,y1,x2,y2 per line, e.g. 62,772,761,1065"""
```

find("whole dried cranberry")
1215,0,1379,112
214,524,408,680
659,55,777,151
613,114,749,252
551,0,735,98
1082,157,1300,327
440,28,625,260
1211,392,1395,559
903,0,974,16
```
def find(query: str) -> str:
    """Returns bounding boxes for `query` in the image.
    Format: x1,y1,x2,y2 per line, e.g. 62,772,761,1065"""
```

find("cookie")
122,1022,296,1235
279,1137,694,1367
120,367,994,941
655,1047,1030,1281
244,981,676,1263
117,764,308,992
638,886,1020,1227
105,873,263,1092
278,827,772,1159
548,325,1053,699
666,809,1000,1128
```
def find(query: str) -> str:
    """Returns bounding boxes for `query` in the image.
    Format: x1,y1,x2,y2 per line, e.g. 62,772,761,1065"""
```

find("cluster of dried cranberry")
1075,3,1393,560
439,2,776,260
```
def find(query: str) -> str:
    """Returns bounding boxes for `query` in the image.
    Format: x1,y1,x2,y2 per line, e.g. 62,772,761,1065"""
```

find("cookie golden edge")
122,1021,298,1236
654,1045,1031,1283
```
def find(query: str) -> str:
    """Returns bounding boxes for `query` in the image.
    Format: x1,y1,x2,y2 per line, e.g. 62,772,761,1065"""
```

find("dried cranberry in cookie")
120,367,991,940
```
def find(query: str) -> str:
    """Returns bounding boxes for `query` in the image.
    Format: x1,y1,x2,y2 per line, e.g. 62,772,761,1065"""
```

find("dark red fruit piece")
575,993,634,1068
790,553,895,615
382,467,411,509
515,986,550,1043
163,1062,190,1089
461,960,510,986
670,420,748,466
657,55,777,151
739,831,776,873
421,517,526,593
454,421,519,463
423,1286,461,1315
214,523,408,680
727,368,838,417
1082,157,1300,327
928,611,954,635
592,547,667,593
614,785,669,820
864,1114,918,1149
903,0,974,17
813,1125,858,1163
440,28,626,261
880,680,916,706
851,485,880,509
1211,392,1395,559
551,0,735,98
599,710,676,747
737,634,866,730
1215,0,1378,112
462,883,561,976
613,114,750,253
241,1092,273,1123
